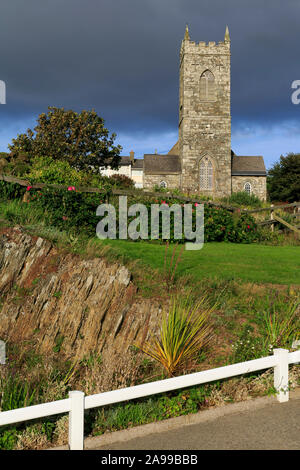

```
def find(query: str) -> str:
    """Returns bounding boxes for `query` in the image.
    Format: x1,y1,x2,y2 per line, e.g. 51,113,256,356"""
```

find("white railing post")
69,391,85,450
273,348,289,403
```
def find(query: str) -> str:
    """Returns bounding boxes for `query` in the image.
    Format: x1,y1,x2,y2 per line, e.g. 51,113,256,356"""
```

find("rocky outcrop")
0,227,162,361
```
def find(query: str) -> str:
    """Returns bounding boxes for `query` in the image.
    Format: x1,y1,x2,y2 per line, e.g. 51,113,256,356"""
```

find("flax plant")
135,295,214,377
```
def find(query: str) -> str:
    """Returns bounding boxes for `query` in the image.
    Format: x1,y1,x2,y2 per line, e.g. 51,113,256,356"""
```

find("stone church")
101,26,267,200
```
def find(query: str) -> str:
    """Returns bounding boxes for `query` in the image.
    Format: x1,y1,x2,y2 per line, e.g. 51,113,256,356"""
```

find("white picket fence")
0,348,299,450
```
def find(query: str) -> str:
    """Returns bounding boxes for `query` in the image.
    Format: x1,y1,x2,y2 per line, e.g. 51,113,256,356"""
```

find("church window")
160,180,167,189
200,70,215,101
199,158,213,190
244,182,251,194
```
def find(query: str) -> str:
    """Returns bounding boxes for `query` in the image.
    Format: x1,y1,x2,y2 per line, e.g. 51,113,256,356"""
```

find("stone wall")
143,173,181,190
231,176,267,201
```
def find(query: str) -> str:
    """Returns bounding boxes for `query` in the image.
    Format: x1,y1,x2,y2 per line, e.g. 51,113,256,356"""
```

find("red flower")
26,186,32,191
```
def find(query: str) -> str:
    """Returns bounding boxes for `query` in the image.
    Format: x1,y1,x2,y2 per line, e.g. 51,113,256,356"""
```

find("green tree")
267,153,300,202
8,107,122,172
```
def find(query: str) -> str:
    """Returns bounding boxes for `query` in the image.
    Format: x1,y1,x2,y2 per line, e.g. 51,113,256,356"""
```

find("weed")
53,334,64,353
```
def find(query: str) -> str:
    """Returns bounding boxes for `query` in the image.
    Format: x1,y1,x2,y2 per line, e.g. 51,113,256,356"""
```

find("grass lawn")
99,239,300,285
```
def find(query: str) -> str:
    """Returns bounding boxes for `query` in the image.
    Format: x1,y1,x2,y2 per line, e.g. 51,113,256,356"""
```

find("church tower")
179,26,232,196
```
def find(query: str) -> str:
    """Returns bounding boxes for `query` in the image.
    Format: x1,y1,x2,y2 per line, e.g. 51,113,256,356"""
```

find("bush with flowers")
0,180,258,243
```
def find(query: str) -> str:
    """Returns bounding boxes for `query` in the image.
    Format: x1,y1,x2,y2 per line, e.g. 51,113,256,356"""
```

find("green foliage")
8,106,122,172
135,295,214,377
229,324,266,363
53,334,65,353
93,384,211,435
261,297,300,351
0,180,26,200
203,206,257,243
109,174,135,189
0,375,38,411
225,191,262,208
0,178,258,244
28,156,83,185
0,428,18,450
26,155,116,190
267,153,300,202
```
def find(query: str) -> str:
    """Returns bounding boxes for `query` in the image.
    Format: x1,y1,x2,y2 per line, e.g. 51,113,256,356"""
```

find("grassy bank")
0,199,299,450
98,239,300,286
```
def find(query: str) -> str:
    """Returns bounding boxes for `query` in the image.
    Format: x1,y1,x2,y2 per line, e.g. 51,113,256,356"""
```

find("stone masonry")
179,26,231,197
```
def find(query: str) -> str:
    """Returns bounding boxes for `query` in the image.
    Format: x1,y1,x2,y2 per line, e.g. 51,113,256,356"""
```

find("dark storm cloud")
0,0,300,141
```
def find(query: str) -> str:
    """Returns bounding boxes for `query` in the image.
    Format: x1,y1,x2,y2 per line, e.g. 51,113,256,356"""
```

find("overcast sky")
0,0,300,169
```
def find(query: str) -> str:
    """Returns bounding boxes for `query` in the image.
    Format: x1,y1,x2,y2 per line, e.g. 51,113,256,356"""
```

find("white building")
100,151,144,188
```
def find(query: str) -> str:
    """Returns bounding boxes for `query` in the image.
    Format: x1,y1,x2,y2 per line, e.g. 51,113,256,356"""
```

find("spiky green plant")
135,295,214,377
263,297,300,351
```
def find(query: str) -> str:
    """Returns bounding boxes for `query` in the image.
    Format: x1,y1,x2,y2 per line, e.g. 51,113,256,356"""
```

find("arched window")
200,70,215,101
199,158,213,190
160,180,167,189
244,182,251,195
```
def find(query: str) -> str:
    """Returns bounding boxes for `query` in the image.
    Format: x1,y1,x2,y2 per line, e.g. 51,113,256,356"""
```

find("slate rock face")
0,227,162,365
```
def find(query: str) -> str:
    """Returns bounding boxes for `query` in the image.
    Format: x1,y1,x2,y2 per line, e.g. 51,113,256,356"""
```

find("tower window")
244,182,252,194
200,158,213,190
200,70,215,101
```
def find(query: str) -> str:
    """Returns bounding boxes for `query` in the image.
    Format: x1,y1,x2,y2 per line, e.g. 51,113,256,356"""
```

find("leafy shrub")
27,156,83,185
0,181,26,200
0,180,258,243
225,191,262,208
27,156,112,190
0,428,18,450
109,174,135,189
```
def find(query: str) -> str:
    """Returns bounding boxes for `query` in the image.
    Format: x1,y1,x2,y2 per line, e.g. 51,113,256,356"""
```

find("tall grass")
262,297,300,350
0,199,46,226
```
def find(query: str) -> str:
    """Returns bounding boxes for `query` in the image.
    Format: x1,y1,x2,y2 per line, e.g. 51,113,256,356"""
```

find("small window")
200,70,215,101
160,181,167,189
244,182,251,194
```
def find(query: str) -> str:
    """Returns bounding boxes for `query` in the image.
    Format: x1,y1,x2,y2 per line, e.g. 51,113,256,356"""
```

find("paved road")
92,391,300,450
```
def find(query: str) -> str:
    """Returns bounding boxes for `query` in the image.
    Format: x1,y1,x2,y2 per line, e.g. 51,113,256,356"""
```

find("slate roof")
119,156,131,166
117,156,144,169
231,156,266,176
132,159,144,169
144,154,181,174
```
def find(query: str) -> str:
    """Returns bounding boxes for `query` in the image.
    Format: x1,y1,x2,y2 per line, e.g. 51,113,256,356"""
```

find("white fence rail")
0,348,299,450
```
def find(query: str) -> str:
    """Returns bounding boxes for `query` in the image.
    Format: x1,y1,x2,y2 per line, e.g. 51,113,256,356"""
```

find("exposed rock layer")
0,227,162,361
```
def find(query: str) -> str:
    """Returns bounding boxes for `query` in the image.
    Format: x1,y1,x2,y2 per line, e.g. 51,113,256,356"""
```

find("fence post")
69,391,85,450
273,348,289,403
270,204,274,232
0,340,5,365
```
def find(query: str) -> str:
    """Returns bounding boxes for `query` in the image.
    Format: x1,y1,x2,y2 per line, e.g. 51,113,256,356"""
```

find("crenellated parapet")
180,26,230,58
